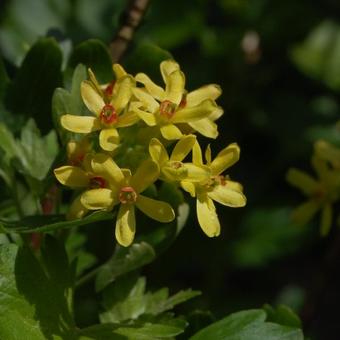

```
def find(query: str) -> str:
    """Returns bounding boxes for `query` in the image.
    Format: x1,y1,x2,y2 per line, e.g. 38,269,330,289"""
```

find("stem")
11,178,24,218
109,0,151,62
75,265,102,288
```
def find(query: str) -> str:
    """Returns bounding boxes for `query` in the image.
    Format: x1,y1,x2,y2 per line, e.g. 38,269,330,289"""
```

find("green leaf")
80,317,187,340
95,242,156,292
0,122,22,159
114,318,187,339
52,63,89,143
189,309,303,340
0,211,114,233
0,238,76,339
5,38,63,133
66,229,97,277
124,42,172,83
100,274,200,323
17,118,59,180
68,39,113,83
263,304,302,329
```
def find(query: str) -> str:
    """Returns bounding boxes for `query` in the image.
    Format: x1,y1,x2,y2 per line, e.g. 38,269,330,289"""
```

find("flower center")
119,186,137,204
90,176,107,189
100,104,118,125
205,175,226,190
170,161,183,169
159,100,177,119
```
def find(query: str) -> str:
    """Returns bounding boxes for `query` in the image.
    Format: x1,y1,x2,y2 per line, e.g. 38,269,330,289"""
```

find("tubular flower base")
54,60,246,246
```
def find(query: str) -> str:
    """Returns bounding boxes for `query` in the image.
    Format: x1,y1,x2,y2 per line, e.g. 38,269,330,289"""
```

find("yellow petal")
312,155,329,182
136,195,175,222
115,204,136,247
286,168,319,196
315,140,340,168
208,184,246,207
149,138,169,165
116,111,139,127
209,107,224,121
61,115,101,133
180,180,196,197
81,81,105,115
172,99,217,123
54,166,89,188
112,75,134,113
160,124,183,140
164,70,185,105
88,68,103,96
161,165,188,182
210,143,240,175
189,118,218,139
66,195,88,220
186,84,222,107
135,73,165,100
320,203,332,236
80,188,116,210
91,153,124,187
192,141,203,166
99,128,120,152
131,160,159,193
113,64,127,79
197,193,220,237
132,88,159,112
132,103,157,126
170,135,196,162
205,144,212,164
184,163,211,182
292,200,320,226
160,59,180,83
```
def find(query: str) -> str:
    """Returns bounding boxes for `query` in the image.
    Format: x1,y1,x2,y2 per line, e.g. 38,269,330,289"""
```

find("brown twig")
109,0,151,62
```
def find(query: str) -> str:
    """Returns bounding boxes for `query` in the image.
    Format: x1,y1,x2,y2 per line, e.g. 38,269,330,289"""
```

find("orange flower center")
159,100,177,119
119,186,137,204
90,176,107,189
100,104,118,125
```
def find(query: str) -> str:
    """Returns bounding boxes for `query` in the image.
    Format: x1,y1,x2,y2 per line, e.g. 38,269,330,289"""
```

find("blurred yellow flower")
133,60,221,140
287,152,340,235
181,141,246,237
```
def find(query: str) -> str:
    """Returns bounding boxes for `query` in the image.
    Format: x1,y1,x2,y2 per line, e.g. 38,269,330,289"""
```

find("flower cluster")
286,140,340,235
54,60,246,246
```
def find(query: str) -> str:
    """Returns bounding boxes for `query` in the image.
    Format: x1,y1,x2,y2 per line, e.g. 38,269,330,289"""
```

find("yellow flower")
54,155,98,220
181,141,246,237
286,154,340,235
80,154,175,247
132,60,221,140
87,64,128,103
66,137,92,166
61,72,138,152
149,135,210,183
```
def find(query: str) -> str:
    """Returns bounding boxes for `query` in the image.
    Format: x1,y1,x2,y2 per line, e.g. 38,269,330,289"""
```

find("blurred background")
1,0,340,339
